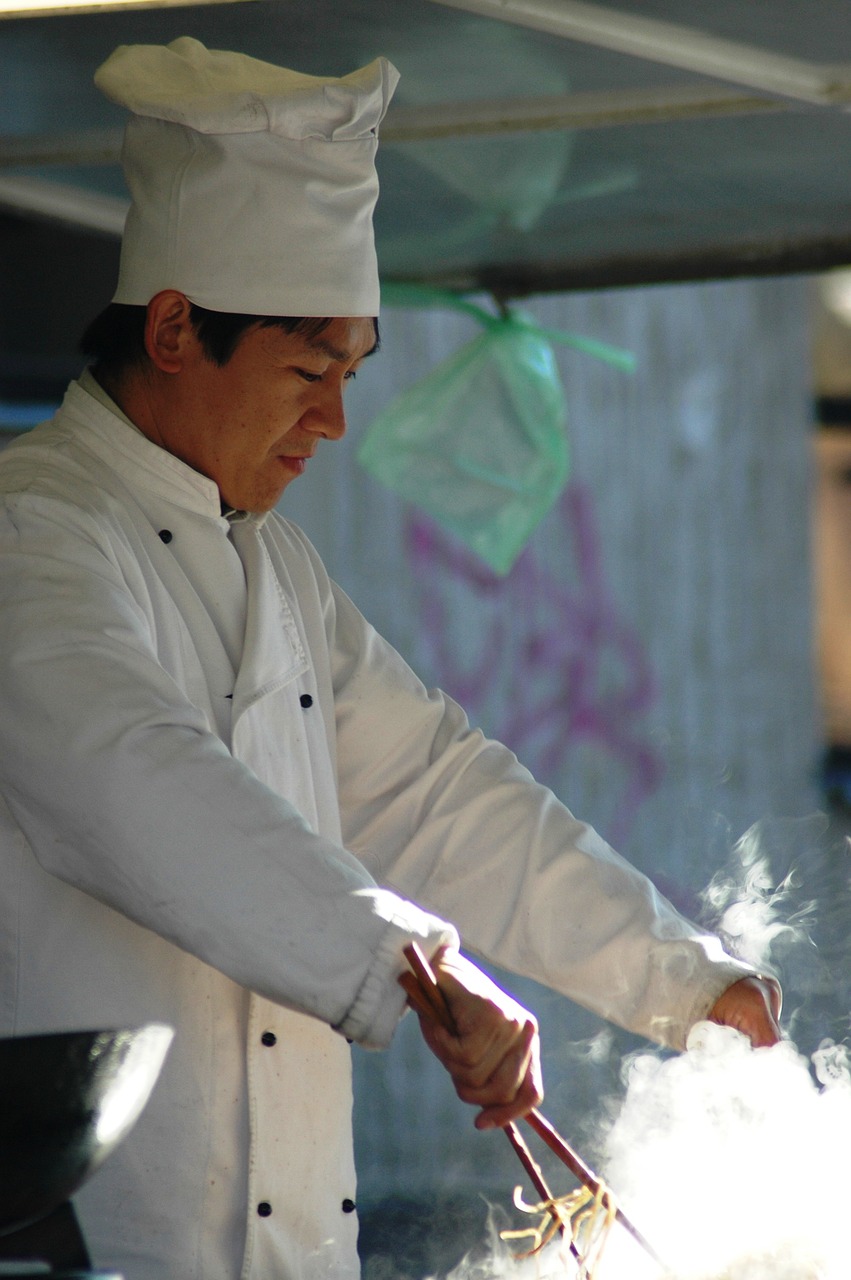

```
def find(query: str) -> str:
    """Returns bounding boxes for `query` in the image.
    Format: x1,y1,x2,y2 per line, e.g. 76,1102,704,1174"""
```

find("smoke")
429,1033,851,1280
591,814,851,1279
696,813,851,1053
596,1022,851,1279
698,816,824,974
379,815,851,1280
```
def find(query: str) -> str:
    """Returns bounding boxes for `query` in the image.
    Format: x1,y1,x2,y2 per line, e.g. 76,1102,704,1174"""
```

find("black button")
341,1199,356,1214
257,1202,272,1217
158,529,173,544
261,1031,277,1047
299,694,313,709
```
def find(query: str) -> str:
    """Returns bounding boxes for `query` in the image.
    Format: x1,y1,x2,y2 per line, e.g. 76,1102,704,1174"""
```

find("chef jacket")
0,376,752,1280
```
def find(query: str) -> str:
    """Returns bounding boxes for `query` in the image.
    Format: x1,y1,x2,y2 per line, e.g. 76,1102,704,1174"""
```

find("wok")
0,1024,173,1235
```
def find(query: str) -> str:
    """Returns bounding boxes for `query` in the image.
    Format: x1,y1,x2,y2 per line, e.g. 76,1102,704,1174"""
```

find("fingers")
472,1022,544,1131
420,1014,542,1124
707,975,783,1048
405,948,544,1129
419,1013,543,1129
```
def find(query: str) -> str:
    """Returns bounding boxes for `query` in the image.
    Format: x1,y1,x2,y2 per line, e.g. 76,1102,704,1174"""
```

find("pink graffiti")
406,481,664,846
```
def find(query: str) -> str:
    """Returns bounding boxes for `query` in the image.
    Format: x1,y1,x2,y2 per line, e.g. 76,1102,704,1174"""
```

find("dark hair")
80,303,379,378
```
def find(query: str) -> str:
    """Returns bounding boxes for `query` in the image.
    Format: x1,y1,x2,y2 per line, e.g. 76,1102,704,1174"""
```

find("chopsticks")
400,942,666,1273
399,943,580,1263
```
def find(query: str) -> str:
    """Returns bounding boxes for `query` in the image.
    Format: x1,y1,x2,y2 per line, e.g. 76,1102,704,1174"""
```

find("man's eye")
344,370,358,381
298,369,322,383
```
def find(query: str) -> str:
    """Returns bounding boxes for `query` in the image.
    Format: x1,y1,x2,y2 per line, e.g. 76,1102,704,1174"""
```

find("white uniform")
0,377,750,1279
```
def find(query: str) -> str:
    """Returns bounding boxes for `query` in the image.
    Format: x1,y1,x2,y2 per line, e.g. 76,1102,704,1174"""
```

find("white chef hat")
94,37,399,316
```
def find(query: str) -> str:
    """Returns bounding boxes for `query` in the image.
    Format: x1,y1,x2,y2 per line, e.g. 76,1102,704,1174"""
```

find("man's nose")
312,384,347,440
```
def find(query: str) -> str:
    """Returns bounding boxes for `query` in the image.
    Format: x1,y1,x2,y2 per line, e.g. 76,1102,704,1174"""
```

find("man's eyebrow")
307,335,380,362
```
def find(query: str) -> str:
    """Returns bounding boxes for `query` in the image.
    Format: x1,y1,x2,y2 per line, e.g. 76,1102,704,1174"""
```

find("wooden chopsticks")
400,942,666,1272
399,942,578,1260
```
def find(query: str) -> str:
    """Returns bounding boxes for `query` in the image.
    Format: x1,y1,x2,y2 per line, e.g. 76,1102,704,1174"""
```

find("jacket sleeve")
0,492,456,1049
320,555,752,1051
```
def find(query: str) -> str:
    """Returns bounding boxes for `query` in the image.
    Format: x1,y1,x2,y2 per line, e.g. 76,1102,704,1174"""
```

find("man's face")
164,316,377,513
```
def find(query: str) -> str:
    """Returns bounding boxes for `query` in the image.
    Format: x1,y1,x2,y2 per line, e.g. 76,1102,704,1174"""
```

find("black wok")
0,1024,173,1235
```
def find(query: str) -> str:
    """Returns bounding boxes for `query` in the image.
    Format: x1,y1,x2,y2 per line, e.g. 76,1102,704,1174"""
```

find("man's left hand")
707,975,782,1047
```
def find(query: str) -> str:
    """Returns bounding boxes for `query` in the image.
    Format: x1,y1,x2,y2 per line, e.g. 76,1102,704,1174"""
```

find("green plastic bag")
358,292,634,575
359,311,568,575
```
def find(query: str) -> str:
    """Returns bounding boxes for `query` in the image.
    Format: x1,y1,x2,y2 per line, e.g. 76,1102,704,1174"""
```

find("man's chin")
220,478,293,515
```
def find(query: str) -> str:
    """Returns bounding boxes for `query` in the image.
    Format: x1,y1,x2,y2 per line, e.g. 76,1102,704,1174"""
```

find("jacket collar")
64,374,268,528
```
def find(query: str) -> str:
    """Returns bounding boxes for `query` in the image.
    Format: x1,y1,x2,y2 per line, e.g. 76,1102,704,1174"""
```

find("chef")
0,37,780,1280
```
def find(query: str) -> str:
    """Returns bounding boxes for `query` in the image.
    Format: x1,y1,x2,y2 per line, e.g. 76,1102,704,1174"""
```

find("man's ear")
144,290,196,374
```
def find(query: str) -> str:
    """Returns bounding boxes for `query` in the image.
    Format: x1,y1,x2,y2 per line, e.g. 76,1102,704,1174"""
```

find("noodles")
499,1179,619,1279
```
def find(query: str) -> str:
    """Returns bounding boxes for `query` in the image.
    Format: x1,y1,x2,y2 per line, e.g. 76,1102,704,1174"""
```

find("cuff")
334,895,459,1049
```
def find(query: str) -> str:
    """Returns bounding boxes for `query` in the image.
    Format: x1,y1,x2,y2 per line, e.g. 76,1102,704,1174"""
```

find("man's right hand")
404,946,543,1130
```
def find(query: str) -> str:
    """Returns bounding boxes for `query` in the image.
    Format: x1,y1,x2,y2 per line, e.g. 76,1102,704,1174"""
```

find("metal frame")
426,0,851,105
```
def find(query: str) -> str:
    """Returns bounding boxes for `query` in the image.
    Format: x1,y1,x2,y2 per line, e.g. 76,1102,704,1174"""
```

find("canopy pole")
425,0,851,107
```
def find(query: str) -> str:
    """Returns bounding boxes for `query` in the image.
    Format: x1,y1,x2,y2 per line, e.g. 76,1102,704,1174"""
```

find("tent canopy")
1,0,850,390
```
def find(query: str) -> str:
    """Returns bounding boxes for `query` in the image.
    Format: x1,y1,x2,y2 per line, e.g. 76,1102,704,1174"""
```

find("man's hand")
404,946,543,1131
707,975,782,1047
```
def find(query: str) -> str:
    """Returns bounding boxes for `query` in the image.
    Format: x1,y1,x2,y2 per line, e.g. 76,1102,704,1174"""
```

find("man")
0,37,779,1280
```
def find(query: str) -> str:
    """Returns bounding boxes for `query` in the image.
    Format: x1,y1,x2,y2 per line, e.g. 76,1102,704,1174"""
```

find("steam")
597,1023,851,1279
414,816,851,1280
699,817,822,972
594,815,851,1279
434,1021,851,1280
